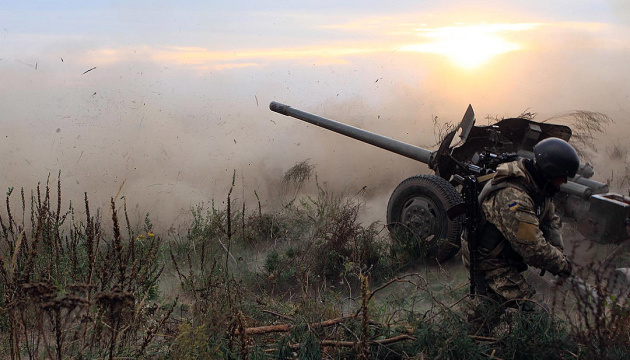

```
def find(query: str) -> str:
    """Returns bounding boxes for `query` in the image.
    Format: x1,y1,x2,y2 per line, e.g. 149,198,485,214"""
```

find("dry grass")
546,110,613,161
2,166,630,359
0,176,175,359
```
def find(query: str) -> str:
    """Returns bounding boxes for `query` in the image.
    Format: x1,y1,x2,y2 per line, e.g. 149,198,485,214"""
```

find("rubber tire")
387,174,463,263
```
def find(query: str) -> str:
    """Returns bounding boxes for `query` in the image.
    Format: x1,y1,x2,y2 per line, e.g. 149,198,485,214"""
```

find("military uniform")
462,159,571,306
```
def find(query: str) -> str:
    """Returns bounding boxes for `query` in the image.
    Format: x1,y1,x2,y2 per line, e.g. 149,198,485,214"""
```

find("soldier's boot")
465,296,505,336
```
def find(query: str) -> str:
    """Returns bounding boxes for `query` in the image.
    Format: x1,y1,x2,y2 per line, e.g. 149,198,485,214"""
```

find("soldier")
462,137,576,321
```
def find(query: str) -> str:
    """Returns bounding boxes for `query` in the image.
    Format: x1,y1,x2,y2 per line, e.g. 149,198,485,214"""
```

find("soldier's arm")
489,188,570,275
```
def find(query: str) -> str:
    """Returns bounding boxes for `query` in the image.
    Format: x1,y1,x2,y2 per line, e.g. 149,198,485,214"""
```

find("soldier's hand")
558,256,572,278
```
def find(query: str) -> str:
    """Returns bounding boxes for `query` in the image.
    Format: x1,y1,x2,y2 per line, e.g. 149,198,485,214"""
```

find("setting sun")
400,23,540,69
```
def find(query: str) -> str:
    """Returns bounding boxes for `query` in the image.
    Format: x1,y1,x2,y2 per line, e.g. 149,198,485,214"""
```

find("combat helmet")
533,137,580,179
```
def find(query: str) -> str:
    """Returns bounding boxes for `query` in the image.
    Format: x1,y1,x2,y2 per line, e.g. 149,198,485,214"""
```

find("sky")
1,0,629,228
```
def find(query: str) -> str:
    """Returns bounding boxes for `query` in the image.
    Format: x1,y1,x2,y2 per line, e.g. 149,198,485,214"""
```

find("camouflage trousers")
466,266,540,335
481,265,536,308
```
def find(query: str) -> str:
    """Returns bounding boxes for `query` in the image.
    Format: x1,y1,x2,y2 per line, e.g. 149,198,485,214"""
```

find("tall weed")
0,176,174,359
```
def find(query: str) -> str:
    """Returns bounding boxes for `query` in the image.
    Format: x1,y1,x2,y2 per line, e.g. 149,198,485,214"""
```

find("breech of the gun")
269,101,434,164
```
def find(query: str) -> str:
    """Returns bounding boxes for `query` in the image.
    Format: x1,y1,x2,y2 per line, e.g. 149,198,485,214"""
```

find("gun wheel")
387,174,463,263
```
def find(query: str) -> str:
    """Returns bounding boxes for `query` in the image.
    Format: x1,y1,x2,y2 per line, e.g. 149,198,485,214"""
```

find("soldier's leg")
466,266,537,335
485,267,556,338
465,273,505,335
485,266,536,311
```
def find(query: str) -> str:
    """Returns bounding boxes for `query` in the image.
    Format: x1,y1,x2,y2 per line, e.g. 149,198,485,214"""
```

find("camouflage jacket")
463,159,570,276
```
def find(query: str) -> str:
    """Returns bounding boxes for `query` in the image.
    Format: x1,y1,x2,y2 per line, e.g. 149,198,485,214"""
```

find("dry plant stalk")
546,110,613,160
0,177,172,359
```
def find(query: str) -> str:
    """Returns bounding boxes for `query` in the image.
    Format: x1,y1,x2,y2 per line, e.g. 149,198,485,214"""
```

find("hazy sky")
1,1,629,227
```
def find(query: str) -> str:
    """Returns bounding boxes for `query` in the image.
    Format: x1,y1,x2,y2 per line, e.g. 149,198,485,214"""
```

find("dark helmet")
534,137,580,179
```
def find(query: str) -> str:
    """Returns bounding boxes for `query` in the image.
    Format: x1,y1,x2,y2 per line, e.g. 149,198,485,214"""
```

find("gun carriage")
269,101,630,262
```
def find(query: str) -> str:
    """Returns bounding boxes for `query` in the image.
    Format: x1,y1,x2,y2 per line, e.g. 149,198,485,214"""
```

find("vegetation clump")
0,176,174,359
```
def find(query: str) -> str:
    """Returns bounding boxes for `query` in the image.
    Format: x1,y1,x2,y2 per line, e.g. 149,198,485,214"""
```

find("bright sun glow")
400,23,540,69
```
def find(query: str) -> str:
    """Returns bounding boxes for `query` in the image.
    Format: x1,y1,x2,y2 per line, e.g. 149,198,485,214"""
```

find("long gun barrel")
269,101,608,201
270,101,434,164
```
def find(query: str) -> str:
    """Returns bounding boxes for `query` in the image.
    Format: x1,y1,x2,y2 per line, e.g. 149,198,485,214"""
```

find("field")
0,160,629,360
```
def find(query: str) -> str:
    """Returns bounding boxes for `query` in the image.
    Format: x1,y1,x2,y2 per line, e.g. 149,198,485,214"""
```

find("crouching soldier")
462,137,576,331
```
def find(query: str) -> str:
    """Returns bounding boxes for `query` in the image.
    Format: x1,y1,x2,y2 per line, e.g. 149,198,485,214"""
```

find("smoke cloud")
1,9,629,231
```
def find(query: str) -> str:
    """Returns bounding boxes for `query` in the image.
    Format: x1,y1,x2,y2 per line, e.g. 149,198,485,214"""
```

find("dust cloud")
1,39,629,232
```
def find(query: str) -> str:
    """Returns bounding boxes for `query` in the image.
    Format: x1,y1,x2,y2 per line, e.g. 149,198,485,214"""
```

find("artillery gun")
269,101,630,262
